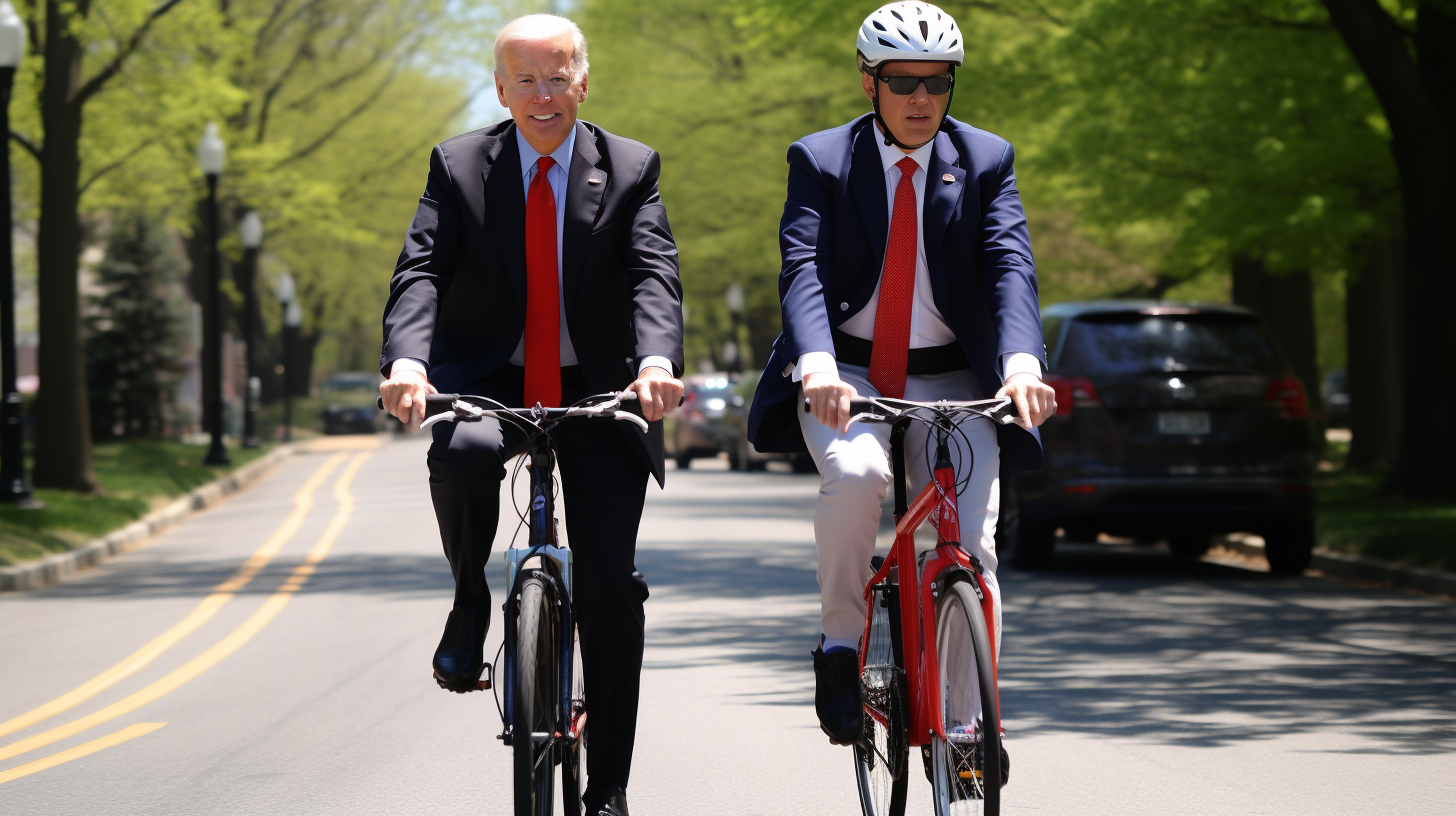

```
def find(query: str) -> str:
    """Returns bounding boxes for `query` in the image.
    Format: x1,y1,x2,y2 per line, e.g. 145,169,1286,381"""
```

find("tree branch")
72,0,191,106
78,142,153,196
9,129,41,162
273,64,405,168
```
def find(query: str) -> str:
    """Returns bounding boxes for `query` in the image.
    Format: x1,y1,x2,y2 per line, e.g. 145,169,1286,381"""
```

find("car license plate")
1158,411,1210,435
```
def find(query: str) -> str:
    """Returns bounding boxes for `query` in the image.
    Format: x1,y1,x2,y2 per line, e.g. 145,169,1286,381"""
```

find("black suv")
998,302,1318,574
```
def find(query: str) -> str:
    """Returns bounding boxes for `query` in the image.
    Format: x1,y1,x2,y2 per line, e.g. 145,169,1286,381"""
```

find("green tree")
85,215,188,440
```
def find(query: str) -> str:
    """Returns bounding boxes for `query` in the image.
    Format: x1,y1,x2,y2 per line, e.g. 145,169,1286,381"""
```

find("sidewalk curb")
0,446,295,593
1220,535,1456,596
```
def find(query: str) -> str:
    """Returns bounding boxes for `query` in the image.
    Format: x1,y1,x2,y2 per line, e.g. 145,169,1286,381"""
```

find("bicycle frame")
859,420,1000,748
500,434,583,750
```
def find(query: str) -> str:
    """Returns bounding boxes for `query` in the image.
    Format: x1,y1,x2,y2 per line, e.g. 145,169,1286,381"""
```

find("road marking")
0,723,167,785
0,452,368,770
0,453,348,740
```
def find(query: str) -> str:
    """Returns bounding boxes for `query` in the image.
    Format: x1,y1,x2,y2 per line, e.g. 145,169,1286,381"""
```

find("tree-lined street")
2,439,1451,813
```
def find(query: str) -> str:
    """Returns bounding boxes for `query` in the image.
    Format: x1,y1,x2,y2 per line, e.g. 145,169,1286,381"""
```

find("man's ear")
860,70,876,103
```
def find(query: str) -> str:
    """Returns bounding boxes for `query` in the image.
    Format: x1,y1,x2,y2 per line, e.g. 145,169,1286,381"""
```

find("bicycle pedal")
477,664,492,691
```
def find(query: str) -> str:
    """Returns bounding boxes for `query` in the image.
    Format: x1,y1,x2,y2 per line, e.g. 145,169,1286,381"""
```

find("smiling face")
861,60,953,151
495,31,588,155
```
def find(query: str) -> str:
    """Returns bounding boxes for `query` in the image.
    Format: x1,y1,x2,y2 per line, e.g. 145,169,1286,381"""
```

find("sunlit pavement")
0,435,1452,814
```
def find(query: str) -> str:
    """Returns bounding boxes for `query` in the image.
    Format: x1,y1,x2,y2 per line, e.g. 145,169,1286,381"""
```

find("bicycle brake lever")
613,411,650,433
420,412,456,431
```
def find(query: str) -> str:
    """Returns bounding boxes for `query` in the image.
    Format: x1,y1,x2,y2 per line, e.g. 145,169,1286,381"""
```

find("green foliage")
84,215,191,440
1316,441,1456,571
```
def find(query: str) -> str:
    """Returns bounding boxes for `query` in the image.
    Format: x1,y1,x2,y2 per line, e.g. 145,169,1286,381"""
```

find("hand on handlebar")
803,371,858,433
380,369,437,426
629,366,684,423
996,372,1057,430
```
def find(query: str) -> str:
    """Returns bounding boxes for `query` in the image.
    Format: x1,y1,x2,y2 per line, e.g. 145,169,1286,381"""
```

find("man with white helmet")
747,0,1055,777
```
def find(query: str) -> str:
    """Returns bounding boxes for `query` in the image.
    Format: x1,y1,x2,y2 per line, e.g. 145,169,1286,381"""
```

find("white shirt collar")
515,122,576,178
873,121,934,177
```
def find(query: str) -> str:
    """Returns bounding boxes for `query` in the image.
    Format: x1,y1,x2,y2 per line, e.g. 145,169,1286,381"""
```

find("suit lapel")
925,130,965,311
563,121,606,310
849,122,889,266
482,126,526,306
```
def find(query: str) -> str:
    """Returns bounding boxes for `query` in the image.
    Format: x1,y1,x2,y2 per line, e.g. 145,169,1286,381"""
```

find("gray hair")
493,14,589,81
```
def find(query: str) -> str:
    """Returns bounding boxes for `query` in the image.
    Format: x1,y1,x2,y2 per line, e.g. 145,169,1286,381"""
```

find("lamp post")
197,123,229,465
724,282,744,375
238,210,263,448
276,272,298,443
0,2,35,507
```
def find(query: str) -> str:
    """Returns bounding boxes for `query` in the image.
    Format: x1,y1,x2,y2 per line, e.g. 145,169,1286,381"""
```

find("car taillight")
1263,376,1310,419
1044,375,1102,416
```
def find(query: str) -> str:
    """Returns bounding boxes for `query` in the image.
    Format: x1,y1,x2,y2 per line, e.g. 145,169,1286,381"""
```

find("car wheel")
1167,531,1211,558
997,477,1055,570
675,453,693,471
790,453,818,474
727,442,743,471
1264,519,1315,575
745,455,767,472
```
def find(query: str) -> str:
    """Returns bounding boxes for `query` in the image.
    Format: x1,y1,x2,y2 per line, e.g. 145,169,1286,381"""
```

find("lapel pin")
942,173,955,183
588,176,604,185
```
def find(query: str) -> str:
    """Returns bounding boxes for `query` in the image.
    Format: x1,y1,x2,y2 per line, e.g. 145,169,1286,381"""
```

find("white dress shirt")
390,126,671,380
793,127,1042,385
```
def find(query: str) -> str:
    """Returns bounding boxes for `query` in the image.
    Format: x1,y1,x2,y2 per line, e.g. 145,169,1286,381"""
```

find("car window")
1057,314,1283,375
1041,315,1065,365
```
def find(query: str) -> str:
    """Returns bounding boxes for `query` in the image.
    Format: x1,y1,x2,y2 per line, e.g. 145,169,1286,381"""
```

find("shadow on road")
1000,543,1456,756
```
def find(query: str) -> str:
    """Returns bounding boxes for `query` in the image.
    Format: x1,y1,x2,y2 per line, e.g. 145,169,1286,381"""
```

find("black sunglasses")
877,72,954,95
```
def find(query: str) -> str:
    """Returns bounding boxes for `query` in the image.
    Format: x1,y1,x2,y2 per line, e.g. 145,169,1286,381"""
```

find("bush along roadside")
1315,439,1456,574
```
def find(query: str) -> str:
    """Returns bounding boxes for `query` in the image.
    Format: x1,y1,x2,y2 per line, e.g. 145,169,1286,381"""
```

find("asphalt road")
1,435,1453,814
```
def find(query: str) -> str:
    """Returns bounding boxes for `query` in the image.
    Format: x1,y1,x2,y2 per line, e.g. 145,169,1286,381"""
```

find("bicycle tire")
929,579,1002,815
513,576,558,816
855,580,908,816
561,624,588,815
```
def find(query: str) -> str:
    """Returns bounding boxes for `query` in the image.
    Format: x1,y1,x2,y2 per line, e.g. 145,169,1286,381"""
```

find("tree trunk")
1323,0,1456,498
1231,256,1322,414
1345,233,1404,470
32,0,96,491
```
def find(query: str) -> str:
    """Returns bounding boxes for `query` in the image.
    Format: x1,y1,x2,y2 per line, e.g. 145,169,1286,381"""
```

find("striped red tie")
868,157,919,399
523,156,561,408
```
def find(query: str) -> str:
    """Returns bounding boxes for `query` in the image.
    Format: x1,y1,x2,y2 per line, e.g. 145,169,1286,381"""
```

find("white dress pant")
799,364,1001,650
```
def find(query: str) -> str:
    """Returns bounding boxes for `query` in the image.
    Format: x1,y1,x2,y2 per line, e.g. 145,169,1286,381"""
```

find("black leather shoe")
591,788,629,816
813,647,862,745
432,607,489,693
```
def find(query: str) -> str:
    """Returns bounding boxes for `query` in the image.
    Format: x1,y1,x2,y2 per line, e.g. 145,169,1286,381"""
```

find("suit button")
840,302,849,311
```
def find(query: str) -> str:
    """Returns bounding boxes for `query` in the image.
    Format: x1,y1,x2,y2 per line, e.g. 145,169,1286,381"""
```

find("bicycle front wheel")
561,624,587,815
513,575,558,816
855,580,908,816
929,579,1002,815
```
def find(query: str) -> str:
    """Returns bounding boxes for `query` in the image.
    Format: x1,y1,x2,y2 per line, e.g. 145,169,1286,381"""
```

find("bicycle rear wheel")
561,624,588,815
855,581,908,816
513,575,558,816
929,580,1002,815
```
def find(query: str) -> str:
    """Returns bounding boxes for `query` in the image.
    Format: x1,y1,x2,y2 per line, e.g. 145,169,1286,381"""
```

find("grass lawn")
0,440,272,567
1315,440,1456,573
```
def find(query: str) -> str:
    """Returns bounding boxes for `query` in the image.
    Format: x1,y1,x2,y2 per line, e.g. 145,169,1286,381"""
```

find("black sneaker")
921,731,1010,798
812,647,862,745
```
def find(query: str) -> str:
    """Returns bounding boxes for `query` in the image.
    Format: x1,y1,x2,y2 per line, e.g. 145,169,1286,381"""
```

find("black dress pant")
426,366,650,802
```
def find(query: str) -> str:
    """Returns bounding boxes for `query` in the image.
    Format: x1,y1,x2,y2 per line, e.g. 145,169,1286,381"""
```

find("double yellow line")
0,451,371,785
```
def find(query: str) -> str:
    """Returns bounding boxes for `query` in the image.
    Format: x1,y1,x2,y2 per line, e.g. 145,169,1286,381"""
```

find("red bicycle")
828,396,1018,816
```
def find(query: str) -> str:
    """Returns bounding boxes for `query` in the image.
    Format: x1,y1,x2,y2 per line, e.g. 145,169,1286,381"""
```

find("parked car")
723,370,818,473
998,301,1319,574
321,371,388,435
667,373,742,469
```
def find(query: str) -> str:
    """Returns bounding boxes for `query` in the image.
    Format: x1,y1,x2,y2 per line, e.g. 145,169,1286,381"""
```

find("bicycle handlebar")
377,390,659,433
802,395,1022,427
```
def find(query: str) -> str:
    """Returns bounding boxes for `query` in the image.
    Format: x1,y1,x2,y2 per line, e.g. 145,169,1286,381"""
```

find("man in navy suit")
379,14,683,816
747,1,1056,765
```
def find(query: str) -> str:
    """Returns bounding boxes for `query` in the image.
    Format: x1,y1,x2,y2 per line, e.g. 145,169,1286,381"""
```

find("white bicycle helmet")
857,2,964,70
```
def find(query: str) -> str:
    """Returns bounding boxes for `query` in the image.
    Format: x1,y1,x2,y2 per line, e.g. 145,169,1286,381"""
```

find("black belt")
832,330,968,375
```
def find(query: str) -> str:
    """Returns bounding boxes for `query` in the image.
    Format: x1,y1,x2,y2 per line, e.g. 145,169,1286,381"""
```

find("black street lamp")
724,282,744,375
0,2,36,507
238,210,263,448
276,272,299,443
197,123,229,466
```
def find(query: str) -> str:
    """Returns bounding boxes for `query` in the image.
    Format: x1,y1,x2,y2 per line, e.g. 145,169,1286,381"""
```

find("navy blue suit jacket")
747,114,1046,471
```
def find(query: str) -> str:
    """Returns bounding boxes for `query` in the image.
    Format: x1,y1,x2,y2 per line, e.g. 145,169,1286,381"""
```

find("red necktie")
524,156,561,408
868,157,919,399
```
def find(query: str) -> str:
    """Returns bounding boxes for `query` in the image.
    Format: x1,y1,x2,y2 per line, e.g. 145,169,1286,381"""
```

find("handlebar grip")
801,397,880,414
423,394,459,418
